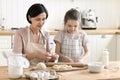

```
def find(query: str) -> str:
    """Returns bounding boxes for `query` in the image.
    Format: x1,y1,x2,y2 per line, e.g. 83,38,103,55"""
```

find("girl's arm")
55,41,73,62
77,43,89,62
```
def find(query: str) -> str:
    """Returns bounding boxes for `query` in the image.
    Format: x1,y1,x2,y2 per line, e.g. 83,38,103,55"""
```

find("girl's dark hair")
26,3,48,24
64,8,81,24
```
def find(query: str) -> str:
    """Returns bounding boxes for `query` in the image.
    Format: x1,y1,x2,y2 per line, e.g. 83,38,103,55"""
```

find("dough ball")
36,62,46,70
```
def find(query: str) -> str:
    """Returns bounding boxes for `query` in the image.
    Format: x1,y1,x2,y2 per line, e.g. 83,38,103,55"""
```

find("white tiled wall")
0,0,120,29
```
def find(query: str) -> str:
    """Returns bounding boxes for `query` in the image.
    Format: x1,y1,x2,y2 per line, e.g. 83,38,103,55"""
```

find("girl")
54,8,89,63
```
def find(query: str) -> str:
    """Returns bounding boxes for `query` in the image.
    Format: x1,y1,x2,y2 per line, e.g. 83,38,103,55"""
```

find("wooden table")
1,62,120,80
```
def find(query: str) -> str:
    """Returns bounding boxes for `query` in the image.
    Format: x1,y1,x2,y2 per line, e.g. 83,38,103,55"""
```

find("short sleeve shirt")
54,30,88,45
13,26,50,54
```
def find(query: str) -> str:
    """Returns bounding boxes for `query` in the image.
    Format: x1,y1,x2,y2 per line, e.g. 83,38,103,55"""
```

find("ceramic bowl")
88,63,105,73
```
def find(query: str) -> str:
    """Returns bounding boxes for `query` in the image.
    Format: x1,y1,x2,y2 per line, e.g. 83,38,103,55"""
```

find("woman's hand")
36,52,52,62
25,52,48,61
49,53,59,62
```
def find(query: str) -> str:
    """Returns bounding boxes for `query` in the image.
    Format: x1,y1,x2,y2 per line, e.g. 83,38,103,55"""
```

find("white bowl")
88,63,105,73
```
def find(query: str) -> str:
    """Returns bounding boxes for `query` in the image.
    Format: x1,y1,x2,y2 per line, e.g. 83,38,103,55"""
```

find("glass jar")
8,54,23,79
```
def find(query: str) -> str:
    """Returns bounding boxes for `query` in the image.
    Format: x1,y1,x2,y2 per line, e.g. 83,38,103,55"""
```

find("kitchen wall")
0,0,120,30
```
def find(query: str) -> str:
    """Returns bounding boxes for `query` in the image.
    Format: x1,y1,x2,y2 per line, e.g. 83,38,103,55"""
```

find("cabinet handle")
101,35,106,38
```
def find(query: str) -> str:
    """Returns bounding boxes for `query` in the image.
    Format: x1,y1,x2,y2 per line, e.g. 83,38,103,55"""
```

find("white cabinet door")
87,35,97,63
0,49,12,66
88,34,116,62
0,36,12,49
0,35,12,66
95,35,116,61
117,35,120,61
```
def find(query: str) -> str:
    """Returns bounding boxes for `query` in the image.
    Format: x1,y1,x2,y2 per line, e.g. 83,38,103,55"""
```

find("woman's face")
30,12,46,30
65,19,79,33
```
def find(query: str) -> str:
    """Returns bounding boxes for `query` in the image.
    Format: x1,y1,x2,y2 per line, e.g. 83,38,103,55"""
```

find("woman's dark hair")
64,8,81,24
26,3,48,24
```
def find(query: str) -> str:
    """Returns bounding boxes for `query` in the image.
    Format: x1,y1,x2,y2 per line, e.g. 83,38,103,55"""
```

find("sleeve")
82,31,89,44
54,31,63,43
12,30,23,53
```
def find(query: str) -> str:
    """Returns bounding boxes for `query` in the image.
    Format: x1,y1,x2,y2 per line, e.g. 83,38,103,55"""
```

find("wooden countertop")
1,29,120,35
84,29,120,34
0,29,15,35
50,29,120,35
1,61,120,80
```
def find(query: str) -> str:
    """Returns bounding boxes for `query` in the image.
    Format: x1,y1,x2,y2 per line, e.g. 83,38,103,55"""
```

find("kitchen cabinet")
0,36,13,66
0,34,117,66
96,35,116,61
88,34,116,62
87,35,97,63
0,49,12,66
0,36,12,49
0,35,55,66
49,34,117,63
117,35,120,61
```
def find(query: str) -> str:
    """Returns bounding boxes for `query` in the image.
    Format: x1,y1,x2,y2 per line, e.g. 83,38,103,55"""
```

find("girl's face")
65,19,79,33
30,12,46,30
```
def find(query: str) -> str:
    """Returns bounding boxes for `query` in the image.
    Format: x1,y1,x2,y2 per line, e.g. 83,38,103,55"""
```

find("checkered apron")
61,34,84,62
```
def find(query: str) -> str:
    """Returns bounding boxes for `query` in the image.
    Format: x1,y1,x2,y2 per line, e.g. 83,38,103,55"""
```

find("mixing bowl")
88,63,105,73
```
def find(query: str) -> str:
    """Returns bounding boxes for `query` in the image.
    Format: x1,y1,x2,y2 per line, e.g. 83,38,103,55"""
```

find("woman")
13,3,58,64
54,8,89,63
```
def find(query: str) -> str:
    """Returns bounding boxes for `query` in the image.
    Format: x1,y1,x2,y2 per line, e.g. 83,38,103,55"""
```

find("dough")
52,64,72,71
36,62,46,70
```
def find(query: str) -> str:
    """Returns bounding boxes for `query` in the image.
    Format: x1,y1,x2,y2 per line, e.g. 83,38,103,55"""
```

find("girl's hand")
74,59,80,62
63,56,73,62
65,58,73,62
74,58,83,63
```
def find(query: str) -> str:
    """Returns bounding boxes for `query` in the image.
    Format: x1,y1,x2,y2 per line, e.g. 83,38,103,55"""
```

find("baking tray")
50,66,88,72
46,62,87,67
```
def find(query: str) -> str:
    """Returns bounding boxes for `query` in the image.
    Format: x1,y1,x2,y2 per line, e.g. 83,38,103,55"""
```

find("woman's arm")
25,51,51,61
13,30,23,53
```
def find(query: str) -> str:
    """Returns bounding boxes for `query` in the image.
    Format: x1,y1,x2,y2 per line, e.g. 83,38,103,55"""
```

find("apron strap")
40,30,47,44
61,30,66,44
27,27,30,43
